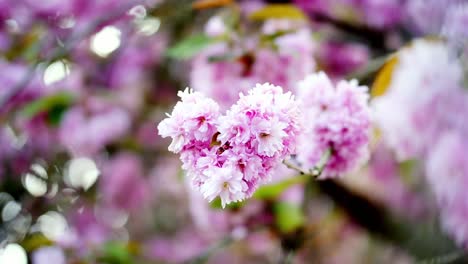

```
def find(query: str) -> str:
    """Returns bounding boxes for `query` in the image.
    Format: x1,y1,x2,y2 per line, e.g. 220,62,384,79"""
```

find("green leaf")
20,234,53,252
20,92,74,121
207,54,236,63
100,242,134,264
47,103,69,125
249,4,307,21
210,197,245,210
253,175,307,200
274,202,305,233
398,159,418,186
166,34,216,60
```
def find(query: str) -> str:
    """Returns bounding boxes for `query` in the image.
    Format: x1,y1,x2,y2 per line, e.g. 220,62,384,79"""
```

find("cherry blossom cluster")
158,84,301,207
372,39,468,246
296,72,371,179
190,22,315,109
372,40,463,160
426,132,468,246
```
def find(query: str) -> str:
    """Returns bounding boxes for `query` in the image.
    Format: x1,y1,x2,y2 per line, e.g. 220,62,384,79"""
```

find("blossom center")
198,116,206,124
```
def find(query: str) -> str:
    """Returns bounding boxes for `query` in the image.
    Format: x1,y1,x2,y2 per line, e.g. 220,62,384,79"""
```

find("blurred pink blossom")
372,40,464,160
101,153,149,211
296,72,371,178
426,132,468,246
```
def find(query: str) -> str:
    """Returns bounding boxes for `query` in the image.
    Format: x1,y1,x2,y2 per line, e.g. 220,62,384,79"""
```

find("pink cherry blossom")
158,83,301,206
372,40,463,160
296,72,371,179
426,131,468,246
200,164,248,208
157,88,220,153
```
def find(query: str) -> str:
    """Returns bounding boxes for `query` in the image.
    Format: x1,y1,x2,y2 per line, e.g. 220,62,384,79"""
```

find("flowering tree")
1,0,468,263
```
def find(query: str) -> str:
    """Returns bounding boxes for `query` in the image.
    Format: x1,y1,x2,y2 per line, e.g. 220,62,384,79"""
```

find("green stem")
310,148,332,178
282,159,306,175
284,148,332,178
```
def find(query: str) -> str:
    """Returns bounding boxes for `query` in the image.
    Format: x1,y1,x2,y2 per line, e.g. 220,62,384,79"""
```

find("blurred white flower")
0,244,27,264
64,157,100,191
37,211,68,241
90,26,121,57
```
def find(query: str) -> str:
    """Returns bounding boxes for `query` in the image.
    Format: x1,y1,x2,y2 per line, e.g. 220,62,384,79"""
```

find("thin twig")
283,148,332,178
307,12,392,52
311,148,331,177
283,159,307,175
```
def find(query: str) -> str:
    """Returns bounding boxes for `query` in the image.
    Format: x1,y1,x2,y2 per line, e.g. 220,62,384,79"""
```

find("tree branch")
316,179,466,261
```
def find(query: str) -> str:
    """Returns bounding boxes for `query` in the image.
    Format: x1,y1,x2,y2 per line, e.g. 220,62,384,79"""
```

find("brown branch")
307,12,390,52
284,155,466,261
316,179,466,261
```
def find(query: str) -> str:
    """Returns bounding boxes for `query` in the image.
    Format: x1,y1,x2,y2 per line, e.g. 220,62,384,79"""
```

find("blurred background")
0,0,467,263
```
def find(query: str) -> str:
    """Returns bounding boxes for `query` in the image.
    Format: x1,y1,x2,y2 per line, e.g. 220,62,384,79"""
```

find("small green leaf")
166,34,216,60
398,159,418,186
260,30,296,45
249,4,307,21
253,175,307,200
274,202,305,233
207,54,236,63
47,104,69,125
210,197,245,210
100,242,134,264
20,92,74,120
20,234,53,252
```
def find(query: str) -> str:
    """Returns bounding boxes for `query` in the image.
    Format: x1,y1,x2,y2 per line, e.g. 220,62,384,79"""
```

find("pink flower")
252,116,288,157
229,83,302,156
144,231,207,263
317,42,369,78
296,72,371,179
371,40,468,246
372,40,464,160
157,88,220,153
367,144,426,218
32,246,66,264
101,153,149,211
440,201,468,248
158,83,301,206
426,132,468,206
426,131,468,246
59,103,131,156
190,27,315,108
200,164,248,208
442,3,468,51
